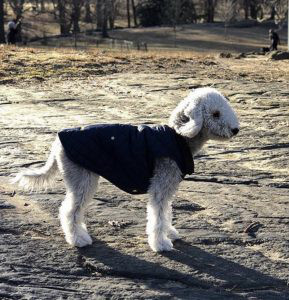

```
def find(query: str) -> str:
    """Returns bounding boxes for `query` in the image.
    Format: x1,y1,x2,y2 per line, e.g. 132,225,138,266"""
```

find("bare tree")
8,0,25,19
95,0,116,32
94,0,108,34
57,0,70,34
107,0,119,29
247,0,264,19
0,0,5,43
52,0,86,35
205,0,218,22
84,0,92,22
131,0,137,26
71,0,85,33
243,0,249,19
259,0,288,27
95,0,102,30
40,0,45,12
34,0,45,12
126,0,131,28
269,3,276,20
218,0,237,38
103,2,109,37
271,0,288,28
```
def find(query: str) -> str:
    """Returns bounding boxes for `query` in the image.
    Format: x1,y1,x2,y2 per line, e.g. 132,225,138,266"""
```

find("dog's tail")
13,139,59,191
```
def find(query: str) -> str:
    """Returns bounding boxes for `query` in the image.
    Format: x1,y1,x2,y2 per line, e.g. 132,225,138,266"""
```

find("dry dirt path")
1,55,289,299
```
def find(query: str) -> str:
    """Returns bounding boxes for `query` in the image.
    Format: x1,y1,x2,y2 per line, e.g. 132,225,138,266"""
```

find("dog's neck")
186,131,208,156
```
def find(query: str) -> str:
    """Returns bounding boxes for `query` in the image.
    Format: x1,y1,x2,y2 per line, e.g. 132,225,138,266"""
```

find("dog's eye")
212,111,220,119
180,115,190,123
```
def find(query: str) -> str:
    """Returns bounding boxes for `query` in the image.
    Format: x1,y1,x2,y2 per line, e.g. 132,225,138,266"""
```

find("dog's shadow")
78,239,288,298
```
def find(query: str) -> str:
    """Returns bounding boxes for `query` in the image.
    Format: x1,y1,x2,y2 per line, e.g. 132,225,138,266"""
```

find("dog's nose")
232,128,239,135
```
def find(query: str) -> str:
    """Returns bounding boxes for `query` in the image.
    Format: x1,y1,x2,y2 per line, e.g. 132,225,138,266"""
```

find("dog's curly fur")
13,87,240,252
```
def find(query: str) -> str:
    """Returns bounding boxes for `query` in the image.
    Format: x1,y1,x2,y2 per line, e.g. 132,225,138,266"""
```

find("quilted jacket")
58,124,194,194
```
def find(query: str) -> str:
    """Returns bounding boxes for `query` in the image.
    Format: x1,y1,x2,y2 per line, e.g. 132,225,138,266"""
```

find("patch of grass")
0,45,208,83
0,45,288,85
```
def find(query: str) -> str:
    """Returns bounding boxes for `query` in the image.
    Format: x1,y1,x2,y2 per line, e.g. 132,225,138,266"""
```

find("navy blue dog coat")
58,124,194,194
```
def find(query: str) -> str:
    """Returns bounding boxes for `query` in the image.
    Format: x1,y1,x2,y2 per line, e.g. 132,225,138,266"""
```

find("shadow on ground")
78,239,288,299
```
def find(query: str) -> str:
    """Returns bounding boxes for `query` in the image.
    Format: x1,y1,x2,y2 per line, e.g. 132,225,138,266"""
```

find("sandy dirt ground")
0,46,289,299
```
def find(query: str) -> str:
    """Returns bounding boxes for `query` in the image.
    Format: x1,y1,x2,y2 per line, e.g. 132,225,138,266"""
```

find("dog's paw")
65,227,93,247
167,226,180,242
74,232,93,247
148,236,173,252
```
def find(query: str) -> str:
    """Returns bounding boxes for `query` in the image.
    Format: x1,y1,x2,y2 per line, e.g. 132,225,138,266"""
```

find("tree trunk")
0,0,5,43
126,0,130,28
96,0,102,30
84,0,92,22
40,0,45,12
108,0,115,30
72,0,81,33
51,0,58,19
8,0,25,20
131,0,137,27
101,0,108,37
58,0,69,35
108,15,114,29
269,5,276,20
206,0,215,23
250,3,258,20
243,0,249,20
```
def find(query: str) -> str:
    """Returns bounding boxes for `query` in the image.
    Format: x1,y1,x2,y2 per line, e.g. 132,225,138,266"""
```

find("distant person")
269,29,280,51
7,18,21,45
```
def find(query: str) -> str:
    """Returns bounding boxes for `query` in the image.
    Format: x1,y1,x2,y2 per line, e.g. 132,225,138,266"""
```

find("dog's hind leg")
60,169,99,247
146,158,182,252
57,149,99,247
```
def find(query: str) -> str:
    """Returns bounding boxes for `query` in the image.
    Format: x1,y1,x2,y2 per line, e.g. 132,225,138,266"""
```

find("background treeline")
0,0,288,43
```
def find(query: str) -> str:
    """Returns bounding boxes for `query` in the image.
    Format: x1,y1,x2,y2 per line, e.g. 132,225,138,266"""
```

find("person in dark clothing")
7,18,21,45
269,29,280,51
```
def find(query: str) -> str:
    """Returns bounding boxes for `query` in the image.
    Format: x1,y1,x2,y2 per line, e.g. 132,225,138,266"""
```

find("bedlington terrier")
14,87,239,252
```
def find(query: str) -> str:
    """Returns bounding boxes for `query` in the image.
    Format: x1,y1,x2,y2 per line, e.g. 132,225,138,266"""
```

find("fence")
29,32,148,51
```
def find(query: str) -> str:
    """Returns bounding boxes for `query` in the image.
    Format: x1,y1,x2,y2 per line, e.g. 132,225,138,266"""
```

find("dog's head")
169,87,240,140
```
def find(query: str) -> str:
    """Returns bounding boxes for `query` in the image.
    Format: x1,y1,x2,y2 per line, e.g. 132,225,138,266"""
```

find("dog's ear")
170,100,203,138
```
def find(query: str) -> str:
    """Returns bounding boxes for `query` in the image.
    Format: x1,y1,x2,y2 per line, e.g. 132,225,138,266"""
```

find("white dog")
14,87,239,252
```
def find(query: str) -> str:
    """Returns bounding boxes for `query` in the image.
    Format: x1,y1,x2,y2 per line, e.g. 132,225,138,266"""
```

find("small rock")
108,220,133,228
244,222,263,238
203,60,217,66
174,201,205,212
219,52,232,58
235,53,247,59
239,72,248,77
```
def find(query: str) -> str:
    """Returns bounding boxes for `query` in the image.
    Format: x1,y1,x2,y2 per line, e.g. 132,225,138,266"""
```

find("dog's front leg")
146,196,174,252
146,159,182,252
